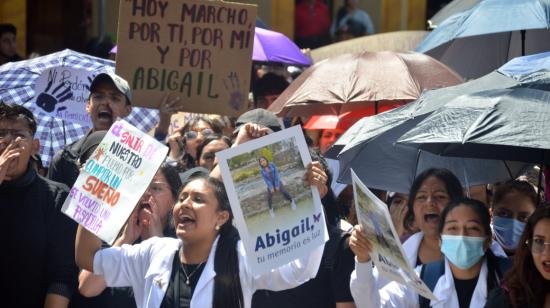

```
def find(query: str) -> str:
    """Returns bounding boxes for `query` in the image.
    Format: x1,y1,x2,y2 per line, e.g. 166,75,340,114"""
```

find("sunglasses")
184,128,213,140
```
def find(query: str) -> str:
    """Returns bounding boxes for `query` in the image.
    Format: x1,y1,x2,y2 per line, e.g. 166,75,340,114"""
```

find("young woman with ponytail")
75,171,325,308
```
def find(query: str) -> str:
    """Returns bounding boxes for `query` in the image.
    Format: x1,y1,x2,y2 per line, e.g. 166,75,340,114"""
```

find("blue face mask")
492,216,526,250
440,234,486,269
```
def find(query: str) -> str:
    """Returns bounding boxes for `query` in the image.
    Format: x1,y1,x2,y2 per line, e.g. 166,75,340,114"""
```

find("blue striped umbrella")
0,49,160,166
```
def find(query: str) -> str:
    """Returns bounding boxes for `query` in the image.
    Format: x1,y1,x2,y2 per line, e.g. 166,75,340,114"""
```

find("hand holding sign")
62,120,169,244
350,224,373,263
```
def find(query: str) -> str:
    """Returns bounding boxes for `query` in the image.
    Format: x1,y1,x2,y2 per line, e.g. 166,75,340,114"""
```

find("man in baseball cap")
87,72,132,131
48,72,132,186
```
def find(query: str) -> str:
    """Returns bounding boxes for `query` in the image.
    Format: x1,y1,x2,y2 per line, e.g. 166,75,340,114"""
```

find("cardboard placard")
216,126,328,275
351,170,438,302
34,67,105,126
61,120,168,244
116,0,257,115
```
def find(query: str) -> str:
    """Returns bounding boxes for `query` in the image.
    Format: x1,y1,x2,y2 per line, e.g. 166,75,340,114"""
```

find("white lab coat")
351,232,507,307
93,236,323,308
351,258,492,308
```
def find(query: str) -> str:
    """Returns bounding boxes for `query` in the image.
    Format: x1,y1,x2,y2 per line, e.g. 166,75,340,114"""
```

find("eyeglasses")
184,128,213,140
0,129,32,140
527,238,550,254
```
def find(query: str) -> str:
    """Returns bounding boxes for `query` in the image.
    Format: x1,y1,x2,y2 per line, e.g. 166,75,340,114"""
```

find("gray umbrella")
428,0,481,29
398,87,550,164
417,0,550,79
328,71,550,192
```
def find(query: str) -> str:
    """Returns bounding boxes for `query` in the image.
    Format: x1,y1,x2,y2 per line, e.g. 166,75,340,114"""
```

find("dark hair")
252,73,289,104
438,198,506,290
158,162,182,200
502,206,550,307
258,155,270,165
181,174,243,308
196,134,232,163
0,102,37,135
179,115,223,136
493,180,538,209
309,148,340,227
403,168,463,232
0,24,16,36
438,198,492,237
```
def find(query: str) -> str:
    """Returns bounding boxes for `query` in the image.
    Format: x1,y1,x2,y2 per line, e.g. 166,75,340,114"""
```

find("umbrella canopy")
268,51,463,117
499,51,550,76
253,27,311,66
309,31,428,63
398,87,550,164
303,106,398,130
0,49,159,166
416,0,550,79
428,0,481,29
111,27,311,67
326,69,550,191
336,109,528,193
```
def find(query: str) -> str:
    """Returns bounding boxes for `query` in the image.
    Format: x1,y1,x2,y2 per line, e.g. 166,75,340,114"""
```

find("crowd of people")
2,60,550,308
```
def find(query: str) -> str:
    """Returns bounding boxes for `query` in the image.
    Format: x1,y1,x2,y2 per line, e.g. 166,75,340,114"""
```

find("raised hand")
0,139,23,184
140,195,164,239
303,161,328,198
233,123,273,146
115,208,142,246
349,224,373,263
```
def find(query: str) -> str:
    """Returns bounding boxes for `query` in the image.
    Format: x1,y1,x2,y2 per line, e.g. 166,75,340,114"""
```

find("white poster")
217,126,328,275
34,67,103,126
62,119,168,244
351,169,438,302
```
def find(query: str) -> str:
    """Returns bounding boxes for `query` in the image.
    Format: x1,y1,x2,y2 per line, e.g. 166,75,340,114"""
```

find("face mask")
440,234,486,269
492,216,526,250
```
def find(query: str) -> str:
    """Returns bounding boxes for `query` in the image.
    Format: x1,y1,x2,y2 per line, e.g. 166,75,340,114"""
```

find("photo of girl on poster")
258,156,297,218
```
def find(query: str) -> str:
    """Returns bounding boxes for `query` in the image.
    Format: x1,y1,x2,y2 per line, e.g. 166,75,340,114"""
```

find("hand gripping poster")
62,120,168,244
216,126,328,275
351,169,438,302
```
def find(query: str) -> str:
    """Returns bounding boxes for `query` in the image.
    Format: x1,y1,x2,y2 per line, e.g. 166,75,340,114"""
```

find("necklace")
179,249,206,285
181,262,205,285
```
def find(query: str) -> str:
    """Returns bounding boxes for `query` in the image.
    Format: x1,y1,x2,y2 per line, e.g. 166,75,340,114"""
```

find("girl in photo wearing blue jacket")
258,156,297,218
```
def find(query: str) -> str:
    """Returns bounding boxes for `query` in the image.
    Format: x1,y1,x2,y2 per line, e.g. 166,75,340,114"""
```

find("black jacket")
0,166,78,307
47,133,88,187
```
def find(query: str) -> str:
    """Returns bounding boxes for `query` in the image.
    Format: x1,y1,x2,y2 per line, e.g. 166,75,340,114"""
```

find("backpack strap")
419,260,445,308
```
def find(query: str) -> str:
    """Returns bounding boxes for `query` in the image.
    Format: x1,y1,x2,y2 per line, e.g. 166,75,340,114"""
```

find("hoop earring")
215,225,220,231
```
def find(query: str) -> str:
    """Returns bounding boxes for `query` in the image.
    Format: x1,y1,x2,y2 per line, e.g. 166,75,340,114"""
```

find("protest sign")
217,126,328,275
116,0,257,115
34,67,101,126
351,169,438,302
62,119,169,244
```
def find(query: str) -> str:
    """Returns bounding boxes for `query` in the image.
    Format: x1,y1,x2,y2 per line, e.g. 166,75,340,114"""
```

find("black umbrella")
398,87,550,164
324,70,550,192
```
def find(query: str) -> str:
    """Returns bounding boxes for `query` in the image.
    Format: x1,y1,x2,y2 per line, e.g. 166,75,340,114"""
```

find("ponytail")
213,223,243,308
181,174,244,307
